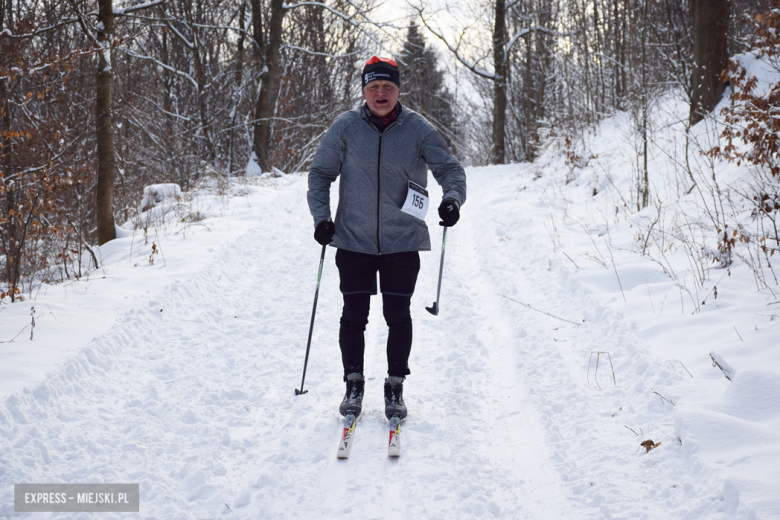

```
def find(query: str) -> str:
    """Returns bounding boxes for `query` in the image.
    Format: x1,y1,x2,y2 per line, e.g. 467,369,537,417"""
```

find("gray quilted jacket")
307,104,467,255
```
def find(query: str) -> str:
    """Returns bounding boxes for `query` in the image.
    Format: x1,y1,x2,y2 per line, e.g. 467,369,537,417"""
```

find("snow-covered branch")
113,0,168,16
0,20,81,39
415,9,494,80
505,29,530,56
283,1,368,22
280,45,360,59
119,47,198,88
282,0,399,59
162,20,195,49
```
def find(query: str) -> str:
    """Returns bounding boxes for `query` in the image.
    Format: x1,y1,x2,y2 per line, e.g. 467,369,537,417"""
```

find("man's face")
363,80,400,118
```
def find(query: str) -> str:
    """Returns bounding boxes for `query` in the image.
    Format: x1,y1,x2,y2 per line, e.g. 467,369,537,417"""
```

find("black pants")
335,249,420,380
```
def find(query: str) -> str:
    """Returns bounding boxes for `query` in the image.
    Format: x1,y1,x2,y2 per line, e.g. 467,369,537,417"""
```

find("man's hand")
314,219,336,245
438,199,460,227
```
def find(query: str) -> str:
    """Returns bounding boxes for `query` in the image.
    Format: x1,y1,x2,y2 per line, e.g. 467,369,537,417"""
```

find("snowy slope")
2,88,780,518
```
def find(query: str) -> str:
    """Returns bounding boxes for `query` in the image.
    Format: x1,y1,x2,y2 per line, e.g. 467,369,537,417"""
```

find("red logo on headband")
365,56,398,68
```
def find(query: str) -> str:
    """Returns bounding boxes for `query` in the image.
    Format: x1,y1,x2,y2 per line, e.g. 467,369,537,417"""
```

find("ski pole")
426,226,447,316
296,244,327,395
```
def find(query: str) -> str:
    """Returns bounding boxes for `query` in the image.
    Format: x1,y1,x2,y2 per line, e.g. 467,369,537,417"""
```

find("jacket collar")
359,101,406,127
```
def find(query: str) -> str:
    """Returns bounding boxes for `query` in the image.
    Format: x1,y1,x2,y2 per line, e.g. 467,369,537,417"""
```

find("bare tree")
248,0,386,173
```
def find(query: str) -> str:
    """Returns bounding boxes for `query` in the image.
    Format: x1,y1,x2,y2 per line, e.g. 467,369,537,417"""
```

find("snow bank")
140,183,182,212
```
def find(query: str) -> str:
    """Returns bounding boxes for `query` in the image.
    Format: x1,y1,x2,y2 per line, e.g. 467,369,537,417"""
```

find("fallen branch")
651,389,675,406
497,294,582,325
709,351,735,381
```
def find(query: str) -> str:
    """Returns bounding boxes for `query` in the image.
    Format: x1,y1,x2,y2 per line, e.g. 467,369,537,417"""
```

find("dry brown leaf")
640,440,661,452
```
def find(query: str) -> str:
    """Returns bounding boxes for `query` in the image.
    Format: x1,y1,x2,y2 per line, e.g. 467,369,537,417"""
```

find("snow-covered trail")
0,169,732,519
0,176,571,519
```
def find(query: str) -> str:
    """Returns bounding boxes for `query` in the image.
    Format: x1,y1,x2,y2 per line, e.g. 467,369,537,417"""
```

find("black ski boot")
384,376,407,420
339,373,365,417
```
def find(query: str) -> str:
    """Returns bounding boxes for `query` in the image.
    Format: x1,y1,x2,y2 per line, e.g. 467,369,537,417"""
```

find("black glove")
438,199,460,227
314,219,335,245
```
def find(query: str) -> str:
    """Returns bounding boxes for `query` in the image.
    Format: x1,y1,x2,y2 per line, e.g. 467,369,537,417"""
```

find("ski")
337,413,357,459
388,415,401,457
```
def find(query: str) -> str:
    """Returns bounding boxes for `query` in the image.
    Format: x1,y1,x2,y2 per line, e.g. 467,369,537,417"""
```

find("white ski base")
337,414,357,459
388,416,401,457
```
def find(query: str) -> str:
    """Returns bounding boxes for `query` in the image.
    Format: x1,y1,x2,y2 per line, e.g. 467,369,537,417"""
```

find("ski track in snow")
461,168,727,519
0,171,737,518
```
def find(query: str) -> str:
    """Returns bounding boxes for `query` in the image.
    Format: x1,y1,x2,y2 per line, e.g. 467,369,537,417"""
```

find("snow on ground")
2,85,780,518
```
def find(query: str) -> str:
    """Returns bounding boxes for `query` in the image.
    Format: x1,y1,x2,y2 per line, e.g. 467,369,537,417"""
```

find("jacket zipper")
371,115,399,255
376,132,383,255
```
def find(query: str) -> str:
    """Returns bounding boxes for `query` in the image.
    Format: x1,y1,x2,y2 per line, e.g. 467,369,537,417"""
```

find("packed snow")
2,70,780,518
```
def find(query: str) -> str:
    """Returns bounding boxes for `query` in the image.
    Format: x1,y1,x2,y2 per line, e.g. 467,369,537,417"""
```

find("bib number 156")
401,181,429,221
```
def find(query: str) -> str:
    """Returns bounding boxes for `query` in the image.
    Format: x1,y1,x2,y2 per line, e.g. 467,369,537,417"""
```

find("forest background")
2,0,779,302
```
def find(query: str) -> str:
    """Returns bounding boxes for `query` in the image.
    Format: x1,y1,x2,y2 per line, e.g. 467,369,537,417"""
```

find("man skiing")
307,56,467,421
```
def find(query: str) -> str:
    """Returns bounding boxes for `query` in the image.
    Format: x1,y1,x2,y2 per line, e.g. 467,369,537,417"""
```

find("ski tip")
388,417,401,458
337,414,357,459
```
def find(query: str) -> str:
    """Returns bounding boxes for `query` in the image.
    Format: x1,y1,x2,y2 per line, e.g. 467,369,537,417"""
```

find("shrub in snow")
140,184,182,212
707,8,780,270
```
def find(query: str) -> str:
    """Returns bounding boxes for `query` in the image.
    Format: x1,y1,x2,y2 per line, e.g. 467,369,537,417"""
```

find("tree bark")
689,0,729,126
491,0,507,165
96,0,117,245
641,0,649,209
252,0,285,172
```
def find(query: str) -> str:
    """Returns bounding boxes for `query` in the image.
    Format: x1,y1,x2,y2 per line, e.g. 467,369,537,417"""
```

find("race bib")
401,181,429,220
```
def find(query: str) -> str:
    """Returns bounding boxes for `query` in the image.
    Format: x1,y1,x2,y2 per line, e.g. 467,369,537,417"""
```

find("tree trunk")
96,0,117,245
689,0,729,126
226,0,247,176
641,0,649,209
491,0,507,165
2,0,19,299
523,30,532,161
252,0,285,172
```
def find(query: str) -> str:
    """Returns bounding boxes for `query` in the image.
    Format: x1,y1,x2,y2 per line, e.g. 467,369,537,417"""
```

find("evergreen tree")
399,21,457,148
